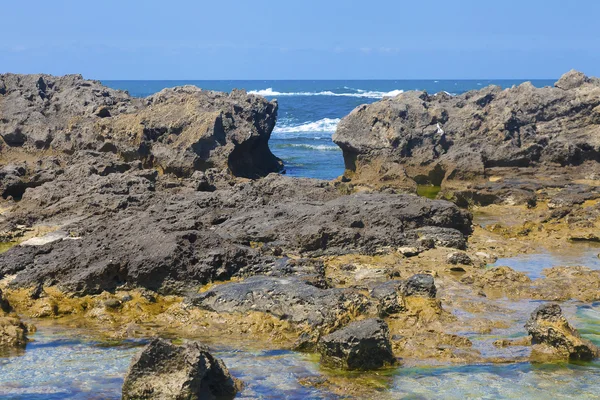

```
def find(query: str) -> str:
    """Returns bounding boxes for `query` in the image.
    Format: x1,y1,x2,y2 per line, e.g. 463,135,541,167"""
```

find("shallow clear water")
1,301,598,399
492,242,600,279
102,79,555,180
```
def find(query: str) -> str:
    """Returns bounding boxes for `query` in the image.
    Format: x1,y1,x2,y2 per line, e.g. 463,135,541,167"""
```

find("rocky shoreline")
1,71,600,398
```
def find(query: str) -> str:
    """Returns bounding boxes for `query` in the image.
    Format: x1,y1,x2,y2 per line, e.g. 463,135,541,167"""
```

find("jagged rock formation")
0,73,282,180
122,338,240,400
333,70,600,204
0,75,472,297
525,303,599,361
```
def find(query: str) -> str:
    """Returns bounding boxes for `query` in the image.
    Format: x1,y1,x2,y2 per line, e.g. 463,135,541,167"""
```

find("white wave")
249,88,403,99
274,118,340,133
279,144,341,151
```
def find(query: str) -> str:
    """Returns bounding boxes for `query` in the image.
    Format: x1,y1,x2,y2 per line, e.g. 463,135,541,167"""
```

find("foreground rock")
317,318,396,370
525,303,599,361
333,70,600,204
122,338,240,400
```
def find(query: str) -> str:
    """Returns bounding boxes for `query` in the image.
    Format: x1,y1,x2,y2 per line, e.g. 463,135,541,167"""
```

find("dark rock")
447,252,472,265
402,274,437,298
0,180,471,295
317,318,396,370
0,289,11,313
121,338,240,400
188,276,369,327
370,280,405,317
525,303,599,361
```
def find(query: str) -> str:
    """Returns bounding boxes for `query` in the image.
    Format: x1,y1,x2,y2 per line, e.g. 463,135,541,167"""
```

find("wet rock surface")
121,338,240,400
317,318,396,370
525,303,599,361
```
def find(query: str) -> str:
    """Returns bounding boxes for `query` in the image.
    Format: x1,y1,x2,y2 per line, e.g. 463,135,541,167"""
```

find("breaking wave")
249,88,403,99
273,118,340,134
276,144,341,151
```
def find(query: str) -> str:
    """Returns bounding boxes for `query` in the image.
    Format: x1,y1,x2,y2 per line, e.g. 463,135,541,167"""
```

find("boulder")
370,280,405,317
317,318,396,370
447,252,472,265
121,338,240,400
525,303,599,361
402,274,437,298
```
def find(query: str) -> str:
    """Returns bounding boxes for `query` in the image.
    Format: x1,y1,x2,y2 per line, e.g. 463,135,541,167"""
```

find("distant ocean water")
102,79,555,180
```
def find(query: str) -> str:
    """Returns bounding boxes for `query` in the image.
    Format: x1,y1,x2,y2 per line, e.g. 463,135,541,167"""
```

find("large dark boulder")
525,303,599,361
121,338,240,400
317,318,396,370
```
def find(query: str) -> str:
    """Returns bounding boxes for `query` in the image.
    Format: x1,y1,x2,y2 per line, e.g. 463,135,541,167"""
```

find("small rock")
103,298,122,309
317,319,396,370
122,338,241,400
370,281,405,317
398,247,421,257
402,274,437,298
447,252,472,265
525,303,599,361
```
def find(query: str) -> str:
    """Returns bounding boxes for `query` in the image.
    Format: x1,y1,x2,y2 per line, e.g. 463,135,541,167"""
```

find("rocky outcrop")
333,70,600,202
0,73,282,179
317,318,396,370
122,338,240,400
525,303,599,361
188,276,369,328
0,175,471,295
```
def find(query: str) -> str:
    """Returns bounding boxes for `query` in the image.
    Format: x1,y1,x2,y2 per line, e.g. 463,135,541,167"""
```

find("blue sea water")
102,79,555,180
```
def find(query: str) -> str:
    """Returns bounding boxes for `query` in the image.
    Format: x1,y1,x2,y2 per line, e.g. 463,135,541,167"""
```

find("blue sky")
2,0,599,79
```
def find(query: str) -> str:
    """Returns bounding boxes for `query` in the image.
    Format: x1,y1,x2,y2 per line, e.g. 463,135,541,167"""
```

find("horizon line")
97,78,559,81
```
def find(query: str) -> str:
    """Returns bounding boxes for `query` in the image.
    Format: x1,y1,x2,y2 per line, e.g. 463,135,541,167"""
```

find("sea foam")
277,144,341,151
273,118,340,134
249,88,403,99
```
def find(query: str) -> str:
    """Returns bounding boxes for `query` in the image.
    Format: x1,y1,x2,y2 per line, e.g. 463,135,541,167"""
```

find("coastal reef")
1,72,600,398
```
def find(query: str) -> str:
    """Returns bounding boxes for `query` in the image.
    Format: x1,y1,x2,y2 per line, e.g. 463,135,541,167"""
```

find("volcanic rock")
525,303,599,361
121,338,240,400
317,318,396,370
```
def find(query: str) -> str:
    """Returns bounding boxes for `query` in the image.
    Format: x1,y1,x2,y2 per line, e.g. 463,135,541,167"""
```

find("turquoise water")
1,301,598,399
492,243,600,279
103,80,555,180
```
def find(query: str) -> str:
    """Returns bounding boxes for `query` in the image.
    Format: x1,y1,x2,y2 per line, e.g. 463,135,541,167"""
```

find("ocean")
102,79,555,180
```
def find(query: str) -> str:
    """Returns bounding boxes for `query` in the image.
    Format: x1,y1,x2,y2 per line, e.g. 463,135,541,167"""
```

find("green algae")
416,185,441,199
0,242,17,254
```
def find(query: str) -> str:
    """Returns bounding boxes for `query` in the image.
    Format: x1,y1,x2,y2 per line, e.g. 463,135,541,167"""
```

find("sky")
2,0,600,80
